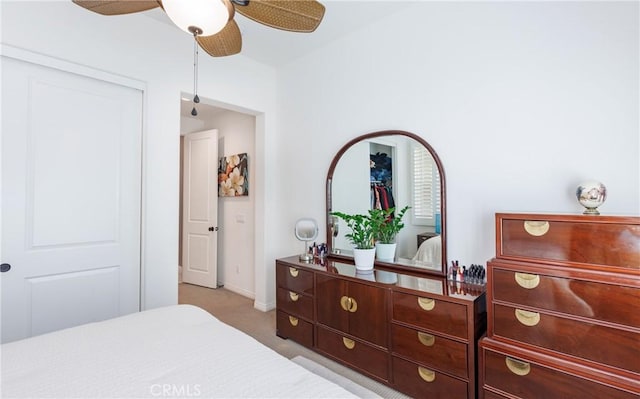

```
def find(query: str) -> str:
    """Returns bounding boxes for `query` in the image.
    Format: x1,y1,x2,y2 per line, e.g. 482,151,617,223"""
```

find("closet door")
1,55,142,343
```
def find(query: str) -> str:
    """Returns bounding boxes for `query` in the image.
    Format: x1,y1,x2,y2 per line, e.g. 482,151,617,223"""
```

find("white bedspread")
1,305,360,399
412,235,442,267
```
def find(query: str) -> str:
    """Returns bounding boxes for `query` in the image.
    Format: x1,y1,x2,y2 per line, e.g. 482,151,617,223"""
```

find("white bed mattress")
1,304,360,398
412,235,442,267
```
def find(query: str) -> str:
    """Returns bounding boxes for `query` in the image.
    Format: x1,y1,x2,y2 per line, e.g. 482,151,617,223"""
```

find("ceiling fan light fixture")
73,0,325,58
163,0,230,37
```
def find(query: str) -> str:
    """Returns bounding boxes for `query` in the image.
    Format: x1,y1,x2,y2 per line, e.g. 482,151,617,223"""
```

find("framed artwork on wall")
218,153,248,197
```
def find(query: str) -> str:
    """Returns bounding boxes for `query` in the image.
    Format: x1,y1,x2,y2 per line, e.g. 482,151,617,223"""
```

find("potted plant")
330,211,376,270
370,205,410,261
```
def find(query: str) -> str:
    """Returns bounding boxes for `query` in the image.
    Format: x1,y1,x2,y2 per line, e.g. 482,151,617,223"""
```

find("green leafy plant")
369,205,411,244
330,211,375,249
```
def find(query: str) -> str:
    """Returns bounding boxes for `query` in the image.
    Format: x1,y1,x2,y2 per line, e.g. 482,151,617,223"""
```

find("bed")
1,304,362,398
412,235,442,266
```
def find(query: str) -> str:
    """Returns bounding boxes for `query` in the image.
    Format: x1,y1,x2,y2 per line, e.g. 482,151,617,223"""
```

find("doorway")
178,96,257,299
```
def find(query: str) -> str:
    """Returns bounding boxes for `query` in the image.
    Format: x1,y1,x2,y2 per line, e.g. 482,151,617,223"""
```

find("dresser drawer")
493,303,640,374
496,215,640,270
391,324,468,378
393,292,468,339
392,356,467,399
276,287,313,320
482,389,509,399
276,263,314,295
316,326,388,381
492,267,640,329
483,346,638,399
276,310,313,348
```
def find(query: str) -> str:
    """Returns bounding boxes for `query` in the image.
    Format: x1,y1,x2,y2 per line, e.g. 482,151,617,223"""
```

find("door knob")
1,263,11,272
208,226,218,232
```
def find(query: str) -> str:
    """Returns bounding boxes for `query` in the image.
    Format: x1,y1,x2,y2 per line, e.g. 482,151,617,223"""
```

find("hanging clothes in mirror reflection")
370,150,395,211
371,181,395,211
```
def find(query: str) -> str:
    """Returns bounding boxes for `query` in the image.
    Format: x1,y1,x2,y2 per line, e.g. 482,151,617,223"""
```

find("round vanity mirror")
295,218,319,262
326,130,447,275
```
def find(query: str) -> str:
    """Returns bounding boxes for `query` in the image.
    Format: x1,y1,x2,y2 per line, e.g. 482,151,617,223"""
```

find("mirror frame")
326,130,447,276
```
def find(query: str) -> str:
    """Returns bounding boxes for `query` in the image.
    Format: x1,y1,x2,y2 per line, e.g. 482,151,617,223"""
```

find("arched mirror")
326,130,447,276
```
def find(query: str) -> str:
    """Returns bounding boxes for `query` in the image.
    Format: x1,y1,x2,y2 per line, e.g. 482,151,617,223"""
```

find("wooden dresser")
479,213,640,399
276,256,486,398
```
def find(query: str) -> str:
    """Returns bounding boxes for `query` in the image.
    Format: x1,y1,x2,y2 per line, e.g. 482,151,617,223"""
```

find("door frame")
0,44,147,309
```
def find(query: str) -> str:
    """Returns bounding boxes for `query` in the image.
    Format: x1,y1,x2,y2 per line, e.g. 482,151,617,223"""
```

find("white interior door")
1,56,142,343
182,129,219,289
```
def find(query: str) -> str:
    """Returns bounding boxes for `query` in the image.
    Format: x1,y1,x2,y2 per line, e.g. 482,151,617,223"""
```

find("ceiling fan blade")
72,0,160,16
197,20,242,57
235,0,325,32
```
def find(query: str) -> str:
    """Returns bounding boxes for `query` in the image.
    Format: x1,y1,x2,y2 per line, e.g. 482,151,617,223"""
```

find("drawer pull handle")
289,292,299,302
342,337,355,349
515,272,540,289
417,332,435,347
418,297,435,311
340,296,358,313
418,367,436,382
348,297,358,313
289,267,299,277
505,357,531,376
288,316,299,326
340,296,350,311
523,220,550,236
515,309,540,326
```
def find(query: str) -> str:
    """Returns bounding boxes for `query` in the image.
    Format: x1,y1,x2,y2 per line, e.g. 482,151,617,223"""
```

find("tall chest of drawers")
480,213,640,399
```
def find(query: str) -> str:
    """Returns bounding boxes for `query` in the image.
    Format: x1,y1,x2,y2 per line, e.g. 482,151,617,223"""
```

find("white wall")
332,140,370,251
2,1,638,312
1,1,277,309
275,1,639,268
214,111,256,297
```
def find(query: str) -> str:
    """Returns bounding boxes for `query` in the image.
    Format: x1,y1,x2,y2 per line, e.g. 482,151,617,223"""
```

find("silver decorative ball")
576,181,607,215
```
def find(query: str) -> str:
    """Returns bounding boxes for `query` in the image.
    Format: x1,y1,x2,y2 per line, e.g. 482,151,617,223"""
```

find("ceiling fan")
72,0,326,57
74,0,325,116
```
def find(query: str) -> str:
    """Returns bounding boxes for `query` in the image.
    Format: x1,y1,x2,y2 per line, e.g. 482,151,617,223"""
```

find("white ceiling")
143,1,412,120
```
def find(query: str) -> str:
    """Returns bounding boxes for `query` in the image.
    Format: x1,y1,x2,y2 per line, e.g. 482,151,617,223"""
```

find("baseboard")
254,299,275,312
221,283,275,312
222,283,255,300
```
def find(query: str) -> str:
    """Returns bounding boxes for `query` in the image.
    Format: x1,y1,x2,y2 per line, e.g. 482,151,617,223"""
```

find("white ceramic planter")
353,248,376,270
376,270,398,284
375,242,397,262
355,270,376,281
